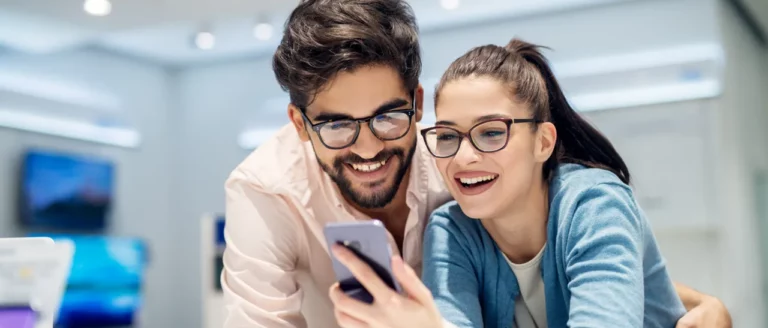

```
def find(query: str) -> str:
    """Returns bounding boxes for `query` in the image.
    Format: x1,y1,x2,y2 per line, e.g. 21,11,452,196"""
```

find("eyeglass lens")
424,120,509,157
319,111,412,148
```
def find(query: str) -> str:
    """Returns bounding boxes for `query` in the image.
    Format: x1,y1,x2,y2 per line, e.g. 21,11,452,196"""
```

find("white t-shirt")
504,246,548,328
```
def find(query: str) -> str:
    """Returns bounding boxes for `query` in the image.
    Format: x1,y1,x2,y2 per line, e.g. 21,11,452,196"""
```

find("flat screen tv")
28,235,148,327
19,149,114,230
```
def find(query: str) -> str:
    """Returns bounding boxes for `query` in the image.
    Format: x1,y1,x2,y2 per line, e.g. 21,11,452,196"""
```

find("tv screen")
215,215,225,291
19,150,114,230
29,235,148,328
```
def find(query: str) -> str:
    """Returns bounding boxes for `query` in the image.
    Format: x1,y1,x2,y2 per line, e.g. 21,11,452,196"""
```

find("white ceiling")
0,0,635,65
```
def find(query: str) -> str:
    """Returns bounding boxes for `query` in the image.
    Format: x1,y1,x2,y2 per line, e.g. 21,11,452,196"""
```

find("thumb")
391,255,434,306
675,315,697,328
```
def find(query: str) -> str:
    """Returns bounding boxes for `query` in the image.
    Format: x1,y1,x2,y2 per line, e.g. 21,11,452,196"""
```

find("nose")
453,138,480,166
350,123,385,159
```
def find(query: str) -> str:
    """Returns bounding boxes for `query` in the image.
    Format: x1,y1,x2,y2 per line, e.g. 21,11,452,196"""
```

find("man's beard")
319,139,416,209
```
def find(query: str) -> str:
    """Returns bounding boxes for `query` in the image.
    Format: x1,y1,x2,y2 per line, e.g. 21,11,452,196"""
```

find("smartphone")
324,220,402,304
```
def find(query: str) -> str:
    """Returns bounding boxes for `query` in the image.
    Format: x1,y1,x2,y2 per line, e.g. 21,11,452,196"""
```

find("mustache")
333,148,405,168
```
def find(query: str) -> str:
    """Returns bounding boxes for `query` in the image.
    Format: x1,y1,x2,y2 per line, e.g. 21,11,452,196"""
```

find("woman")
415,38,686,327
326,38,688,328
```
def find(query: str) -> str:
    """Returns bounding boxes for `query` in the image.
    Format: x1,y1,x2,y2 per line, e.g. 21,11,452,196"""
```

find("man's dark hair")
273,0,422,109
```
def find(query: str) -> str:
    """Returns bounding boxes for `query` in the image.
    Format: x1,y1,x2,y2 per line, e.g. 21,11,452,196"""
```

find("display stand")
0,237,74,328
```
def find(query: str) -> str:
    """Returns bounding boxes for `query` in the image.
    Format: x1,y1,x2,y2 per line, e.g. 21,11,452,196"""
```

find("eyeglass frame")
419,118,540,158
297,95,417,150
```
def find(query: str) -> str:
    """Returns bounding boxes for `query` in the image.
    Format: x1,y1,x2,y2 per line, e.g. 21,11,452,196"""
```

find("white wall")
710,1,768,326
172,59,274,328
419,0,719,79
0,50,179,328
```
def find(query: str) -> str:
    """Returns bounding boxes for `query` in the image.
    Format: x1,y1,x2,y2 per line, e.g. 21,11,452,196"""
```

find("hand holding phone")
325,224,444,328
324,220,402,303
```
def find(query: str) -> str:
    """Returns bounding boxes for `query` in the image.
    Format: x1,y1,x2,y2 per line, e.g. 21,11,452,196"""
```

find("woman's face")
431,76,556,219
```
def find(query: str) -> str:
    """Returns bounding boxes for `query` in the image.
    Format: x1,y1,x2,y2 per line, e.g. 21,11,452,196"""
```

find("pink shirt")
221,124,452,327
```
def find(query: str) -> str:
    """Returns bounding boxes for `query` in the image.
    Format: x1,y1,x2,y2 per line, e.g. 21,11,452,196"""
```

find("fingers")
675,320,695,328
329,282,377,323
675,316,696,328
332,244,397,303
335,308,369,328
674,309,700,328
391,255,434,306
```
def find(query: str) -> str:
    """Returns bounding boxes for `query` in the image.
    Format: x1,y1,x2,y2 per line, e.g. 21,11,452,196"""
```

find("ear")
535,122,557,163
287,104,310,142
414,84,424,122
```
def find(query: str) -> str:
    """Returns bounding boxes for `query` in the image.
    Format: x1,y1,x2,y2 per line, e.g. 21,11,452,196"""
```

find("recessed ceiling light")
194,31,216,50
253,23,274,41
440,0,459,10
83,0,112,16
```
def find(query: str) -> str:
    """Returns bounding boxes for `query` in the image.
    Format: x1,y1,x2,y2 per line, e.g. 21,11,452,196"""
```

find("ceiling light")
253,23,274,41
194,31,216,50
0,108,141,148
83,0,112,17
440,0,459,10
569,79,721,113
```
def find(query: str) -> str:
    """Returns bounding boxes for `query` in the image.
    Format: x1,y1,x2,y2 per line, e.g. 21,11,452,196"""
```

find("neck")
482,177,549,264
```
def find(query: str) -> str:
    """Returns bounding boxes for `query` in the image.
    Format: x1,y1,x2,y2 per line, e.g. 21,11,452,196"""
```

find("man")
221,0,732,327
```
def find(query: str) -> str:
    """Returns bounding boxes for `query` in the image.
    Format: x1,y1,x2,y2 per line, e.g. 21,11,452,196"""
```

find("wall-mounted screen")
19,149,114,230
29,235,148,327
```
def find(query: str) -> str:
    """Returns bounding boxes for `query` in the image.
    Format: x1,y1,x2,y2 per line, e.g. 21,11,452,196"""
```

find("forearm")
674,282,709,311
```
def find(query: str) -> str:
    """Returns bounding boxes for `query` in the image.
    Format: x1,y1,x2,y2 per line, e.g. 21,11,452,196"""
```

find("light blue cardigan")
422,164,686,328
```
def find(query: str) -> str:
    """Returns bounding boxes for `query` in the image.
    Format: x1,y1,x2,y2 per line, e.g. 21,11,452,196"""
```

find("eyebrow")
311,98,411,122
435,114,510,127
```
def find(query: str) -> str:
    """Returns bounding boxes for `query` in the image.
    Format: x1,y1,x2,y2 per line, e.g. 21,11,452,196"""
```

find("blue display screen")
30,235,147,327
216,215,226,247
21,150,114,230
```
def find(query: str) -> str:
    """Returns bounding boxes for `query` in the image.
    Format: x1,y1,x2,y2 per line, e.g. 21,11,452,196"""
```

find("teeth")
351,160,387,172
459,175,497,185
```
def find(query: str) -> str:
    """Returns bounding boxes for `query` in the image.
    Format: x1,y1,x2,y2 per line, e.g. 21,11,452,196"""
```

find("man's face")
289,65,423,209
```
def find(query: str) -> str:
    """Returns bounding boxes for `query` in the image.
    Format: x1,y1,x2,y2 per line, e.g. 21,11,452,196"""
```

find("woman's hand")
673,283,732,328
328,244,444,328
675,295,732,328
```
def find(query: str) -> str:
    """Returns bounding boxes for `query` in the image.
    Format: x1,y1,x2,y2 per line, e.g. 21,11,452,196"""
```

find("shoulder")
425,201,486,249
549,164,644,244
549,163,636,212
427,201,481,232
226,124,314,195
549,164,641,229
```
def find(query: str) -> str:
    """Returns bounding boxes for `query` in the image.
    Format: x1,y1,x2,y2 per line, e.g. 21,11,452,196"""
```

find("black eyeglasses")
299,100,416,150
420,118,539,158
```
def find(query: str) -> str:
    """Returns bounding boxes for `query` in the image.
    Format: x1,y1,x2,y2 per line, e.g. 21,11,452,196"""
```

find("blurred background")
0,0,766,327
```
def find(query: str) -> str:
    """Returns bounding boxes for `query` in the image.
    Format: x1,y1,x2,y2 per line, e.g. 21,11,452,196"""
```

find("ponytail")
504,39,630,184
436,38,631,184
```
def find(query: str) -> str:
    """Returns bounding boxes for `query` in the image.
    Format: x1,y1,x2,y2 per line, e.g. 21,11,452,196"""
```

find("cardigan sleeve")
421,211,484,328
563,183,645,328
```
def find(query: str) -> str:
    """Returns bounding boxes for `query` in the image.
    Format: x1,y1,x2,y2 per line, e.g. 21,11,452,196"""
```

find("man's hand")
328,244,444,328
675,283,732,328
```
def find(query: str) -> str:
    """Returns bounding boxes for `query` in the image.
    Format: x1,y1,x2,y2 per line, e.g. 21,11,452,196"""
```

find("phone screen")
336,243,398,303
324,221,400,304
